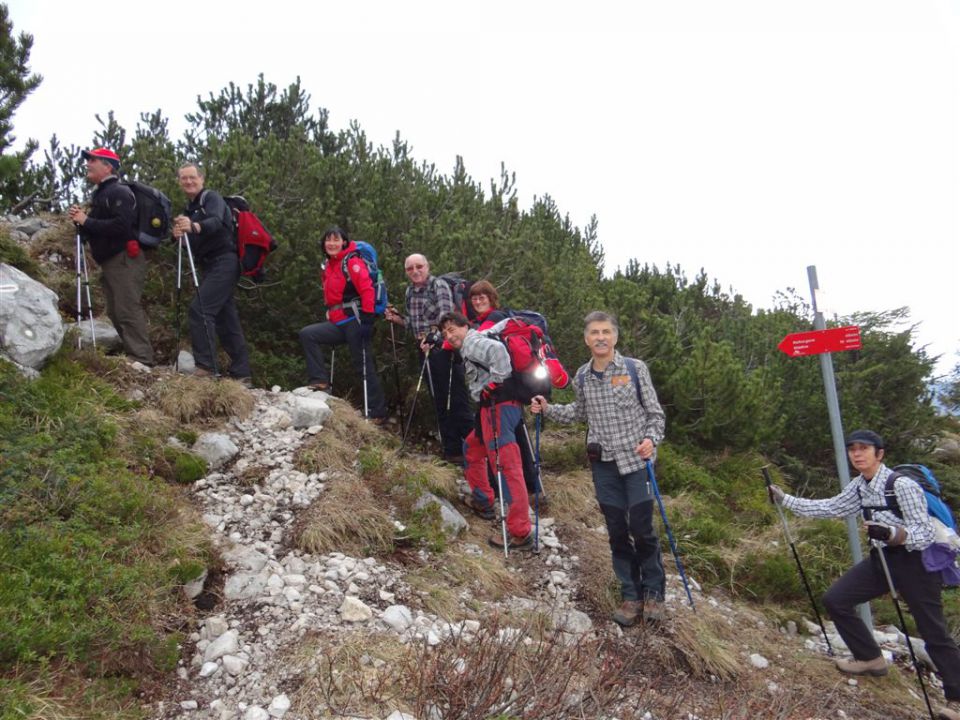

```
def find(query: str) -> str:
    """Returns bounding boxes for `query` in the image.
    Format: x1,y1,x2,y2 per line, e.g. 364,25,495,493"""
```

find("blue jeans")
591,461,665,602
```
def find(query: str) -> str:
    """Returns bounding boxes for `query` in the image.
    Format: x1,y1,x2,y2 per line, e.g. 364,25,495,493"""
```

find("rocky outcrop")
0,263,64,369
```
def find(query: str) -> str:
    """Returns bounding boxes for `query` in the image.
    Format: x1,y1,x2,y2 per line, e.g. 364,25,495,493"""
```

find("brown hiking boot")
193,367,215,378
488,531,533,550
611,600,643,627
835,655,888,677
643,598,664,623
463,495,495,520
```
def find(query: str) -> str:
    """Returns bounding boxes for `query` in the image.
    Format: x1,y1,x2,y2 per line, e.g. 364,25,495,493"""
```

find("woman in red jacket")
299,227,387,422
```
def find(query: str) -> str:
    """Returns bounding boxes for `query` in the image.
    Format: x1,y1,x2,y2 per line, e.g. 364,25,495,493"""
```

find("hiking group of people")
68,148,960,719
70,149,251,383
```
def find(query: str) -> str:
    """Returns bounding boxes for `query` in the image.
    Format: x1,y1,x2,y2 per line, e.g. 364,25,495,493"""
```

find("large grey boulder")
285,393,332,428
414,492,468,538
12,218,48,236
65,317,122,353
192,432,240,470
0,263,64,369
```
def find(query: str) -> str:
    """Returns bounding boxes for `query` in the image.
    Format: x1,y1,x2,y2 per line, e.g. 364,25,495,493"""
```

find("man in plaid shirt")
532,311,666,625
385,254,473,463
770,429,960,719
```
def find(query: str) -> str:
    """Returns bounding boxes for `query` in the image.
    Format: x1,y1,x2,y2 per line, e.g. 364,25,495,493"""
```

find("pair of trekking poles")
762,466,936,720
174,233,220,376
74,226,97,349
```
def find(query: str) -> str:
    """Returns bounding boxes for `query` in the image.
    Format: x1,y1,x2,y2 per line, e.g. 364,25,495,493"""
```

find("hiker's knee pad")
600,503,631,551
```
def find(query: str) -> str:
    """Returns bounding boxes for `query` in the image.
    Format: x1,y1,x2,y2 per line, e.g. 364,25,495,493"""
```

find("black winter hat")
845,429,884,449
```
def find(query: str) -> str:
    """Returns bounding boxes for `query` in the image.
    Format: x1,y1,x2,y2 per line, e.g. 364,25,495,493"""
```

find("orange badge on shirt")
611,374,631,387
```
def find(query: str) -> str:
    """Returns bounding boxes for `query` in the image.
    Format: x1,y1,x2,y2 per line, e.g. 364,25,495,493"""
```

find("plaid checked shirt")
782,463,934,552
545,351,666,476
404,276,455,338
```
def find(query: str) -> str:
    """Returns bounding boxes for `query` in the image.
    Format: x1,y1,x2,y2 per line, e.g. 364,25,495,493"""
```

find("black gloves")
865,521,896,543
359,312,375,339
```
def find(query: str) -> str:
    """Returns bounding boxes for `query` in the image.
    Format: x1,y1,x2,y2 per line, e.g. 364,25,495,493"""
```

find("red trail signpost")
777,325,861,357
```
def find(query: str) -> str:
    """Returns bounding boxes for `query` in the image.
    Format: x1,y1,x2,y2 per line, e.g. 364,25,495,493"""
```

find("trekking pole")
761,466,834,655
389,322,406,430
75,226,96,348
518,418,545,554
646,460,695,610
447,358,453,412
399,352,430,454
330,349,335,389
355,315,369,418
866,514,936,720
533,414,544,553
182,234,220,377
174,234,183,370
423,348,444,444
490,397,510,558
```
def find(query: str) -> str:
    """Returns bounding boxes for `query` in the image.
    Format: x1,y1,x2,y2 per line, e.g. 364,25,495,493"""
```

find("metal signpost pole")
807,265,871,628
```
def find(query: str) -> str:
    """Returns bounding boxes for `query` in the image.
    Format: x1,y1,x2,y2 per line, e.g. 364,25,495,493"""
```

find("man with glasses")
385,254,473,463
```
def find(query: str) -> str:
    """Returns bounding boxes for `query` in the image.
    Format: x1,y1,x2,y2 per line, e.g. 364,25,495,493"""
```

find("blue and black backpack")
342,240,389,315
870,464,955,530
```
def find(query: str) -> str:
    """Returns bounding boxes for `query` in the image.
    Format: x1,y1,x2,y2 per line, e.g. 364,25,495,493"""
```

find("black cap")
845,429,884,449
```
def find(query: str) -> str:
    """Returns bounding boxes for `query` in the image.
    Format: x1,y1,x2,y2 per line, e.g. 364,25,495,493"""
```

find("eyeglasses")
405,264,426,271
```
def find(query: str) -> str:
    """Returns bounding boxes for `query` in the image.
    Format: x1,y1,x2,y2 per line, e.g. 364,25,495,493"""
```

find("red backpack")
483,316,570,402
224,195,277,281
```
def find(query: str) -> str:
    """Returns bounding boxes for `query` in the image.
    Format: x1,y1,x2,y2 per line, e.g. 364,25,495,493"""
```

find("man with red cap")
68,148,155,365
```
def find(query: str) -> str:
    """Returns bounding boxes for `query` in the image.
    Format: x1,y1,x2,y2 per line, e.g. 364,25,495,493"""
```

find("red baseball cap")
81,147,120,168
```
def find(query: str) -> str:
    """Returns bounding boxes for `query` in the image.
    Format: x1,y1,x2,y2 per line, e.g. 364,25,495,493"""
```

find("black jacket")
183,189,236,267
79,175,136,264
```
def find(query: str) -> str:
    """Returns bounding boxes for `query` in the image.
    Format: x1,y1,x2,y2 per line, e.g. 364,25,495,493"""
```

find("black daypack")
124,180,172,248
436,273,476,320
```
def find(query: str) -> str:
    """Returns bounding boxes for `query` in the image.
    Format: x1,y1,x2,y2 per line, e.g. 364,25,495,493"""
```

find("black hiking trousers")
823,545,960,701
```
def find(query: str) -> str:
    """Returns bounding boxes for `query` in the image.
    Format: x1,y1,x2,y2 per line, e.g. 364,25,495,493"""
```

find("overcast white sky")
8,0,959,375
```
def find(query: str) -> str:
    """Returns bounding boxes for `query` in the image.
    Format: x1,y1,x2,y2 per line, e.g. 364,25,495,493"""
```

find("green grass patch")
0,355,211,687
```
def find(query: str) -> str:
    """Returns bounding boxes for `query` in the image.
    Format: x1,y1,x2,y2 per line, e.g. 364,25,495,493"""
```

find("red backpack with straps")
224,196,277,281
484,317,570,402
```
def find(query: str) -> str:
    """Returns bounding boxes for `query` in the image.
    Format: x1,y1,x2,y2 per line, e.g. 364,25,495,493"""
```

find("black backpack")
124,180,172,248
436,273,476,320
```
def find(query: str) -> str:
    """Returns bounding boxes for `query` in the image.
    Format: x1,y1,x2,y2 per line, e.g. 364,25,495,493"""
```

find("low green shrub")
0,356,211,679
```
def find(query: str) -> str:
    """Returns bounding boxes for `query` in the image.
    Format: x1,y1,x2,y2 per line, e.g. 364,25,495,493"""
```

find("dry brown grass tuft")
541,468,602,527
290,630,410,719
156,375,254,423
405,547,524,618
295,398,385,476
292,474,395,557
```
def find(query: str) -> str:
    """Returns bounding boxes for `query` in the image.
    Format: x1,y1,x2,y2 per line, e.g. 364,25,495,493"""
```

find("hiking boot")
642,598,664,623
307,381,330,392
488,530,533,550
611,600,643,627
443,453,466,465
193,367,215,378
462,495,495,520
936,704,960,720
835,655,888,677
370,416,389,426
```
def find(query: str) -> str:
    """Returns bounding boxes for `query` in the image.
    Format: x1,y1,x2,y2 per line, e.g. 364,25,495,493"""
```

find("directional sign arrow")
778,326,862,357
